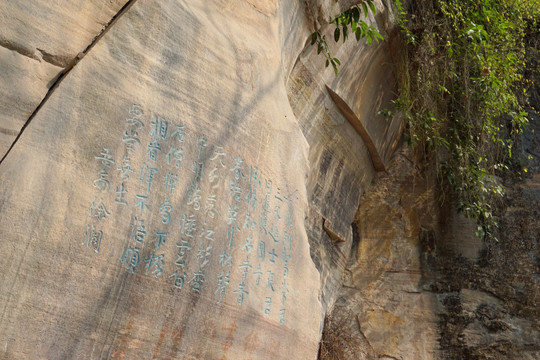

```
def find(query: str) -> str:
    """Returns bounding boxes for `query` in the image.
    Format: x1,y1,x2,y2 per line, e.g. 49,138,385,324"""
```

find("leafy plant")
310,0,539,240
310,0,383,75
391,0,540,240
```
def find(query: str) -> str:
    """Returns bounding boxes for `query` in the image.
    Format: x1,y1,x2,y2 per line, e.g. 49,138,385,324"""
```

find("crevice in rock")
325,85,386,171
347,221,360,266
0,0,139,166
244,0,275,16
322,217,345,244
355,315,376,353
0,38,67,68
0,38,39,61
36,48,71,68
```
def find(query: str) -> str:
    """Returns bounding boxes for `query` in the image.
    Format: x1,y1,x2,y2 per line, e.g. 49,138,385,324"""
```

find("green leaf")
334,27,340,42
368,0,376,14
325,58,329,67
362,2,368,17
332,61,338,75
352,7,360,22
311,32,318,45
360,21,368,31
333,57,341,65
343,24,348,42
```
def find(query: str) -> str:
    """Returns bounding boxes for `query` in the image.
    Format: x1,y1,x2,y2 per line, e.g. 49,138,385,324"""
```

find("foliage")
310,0,383,75
391,0,540,240
309,0,539,240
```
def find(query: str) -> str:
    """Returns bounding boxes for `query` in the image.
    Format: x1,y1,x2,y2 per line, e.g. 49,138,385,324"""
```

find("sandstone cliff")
0,1,538,359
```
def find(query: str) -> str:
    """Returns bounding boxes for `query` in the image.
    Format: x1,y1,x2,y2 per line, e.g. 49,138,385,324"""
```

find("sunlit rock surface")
0,0,130,156
2,0,538,359
1,1,327,358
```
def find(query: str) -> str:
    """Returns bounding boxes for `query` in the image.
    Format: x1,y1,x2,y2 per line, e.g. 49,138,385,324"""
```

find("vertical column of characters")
279,195,294,325
138,113,169,278
83,101,137,253
260,179,278,317
167,123,191,289
185,135,210,293
234,164,262,308
229,156,249,306
136,113,165,212
119,104,145,272
83,145,115,253
244,176,267,314
173,197,196,290
117,103,144,205
255,178,294,324
159,122,186,226
246,167,264,304
236,165,261,310
205,145,231,303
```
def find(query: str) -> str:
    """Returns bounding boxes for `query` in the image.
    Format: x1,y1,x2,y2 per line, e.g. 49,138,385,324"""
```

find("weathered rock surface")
429,109,540,359
318,112,540,360
1,0,336,358
287,0,402,311
323,121,540,359
333,147,441,359
2,0,538,359
0,0,130,156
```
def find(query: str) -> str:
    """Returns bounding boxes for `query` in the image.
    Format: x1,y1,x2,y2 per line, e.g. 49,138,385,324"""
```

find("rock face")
287,0,402,311
1,0,539,359
319,119,540,360
1,0,333,358
429,107,540,359
0,0,131,156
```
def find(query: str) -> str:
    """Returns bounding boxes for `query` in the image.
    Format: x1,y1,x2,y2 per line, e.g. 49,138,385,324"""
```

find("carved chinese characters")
82,103,296,325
